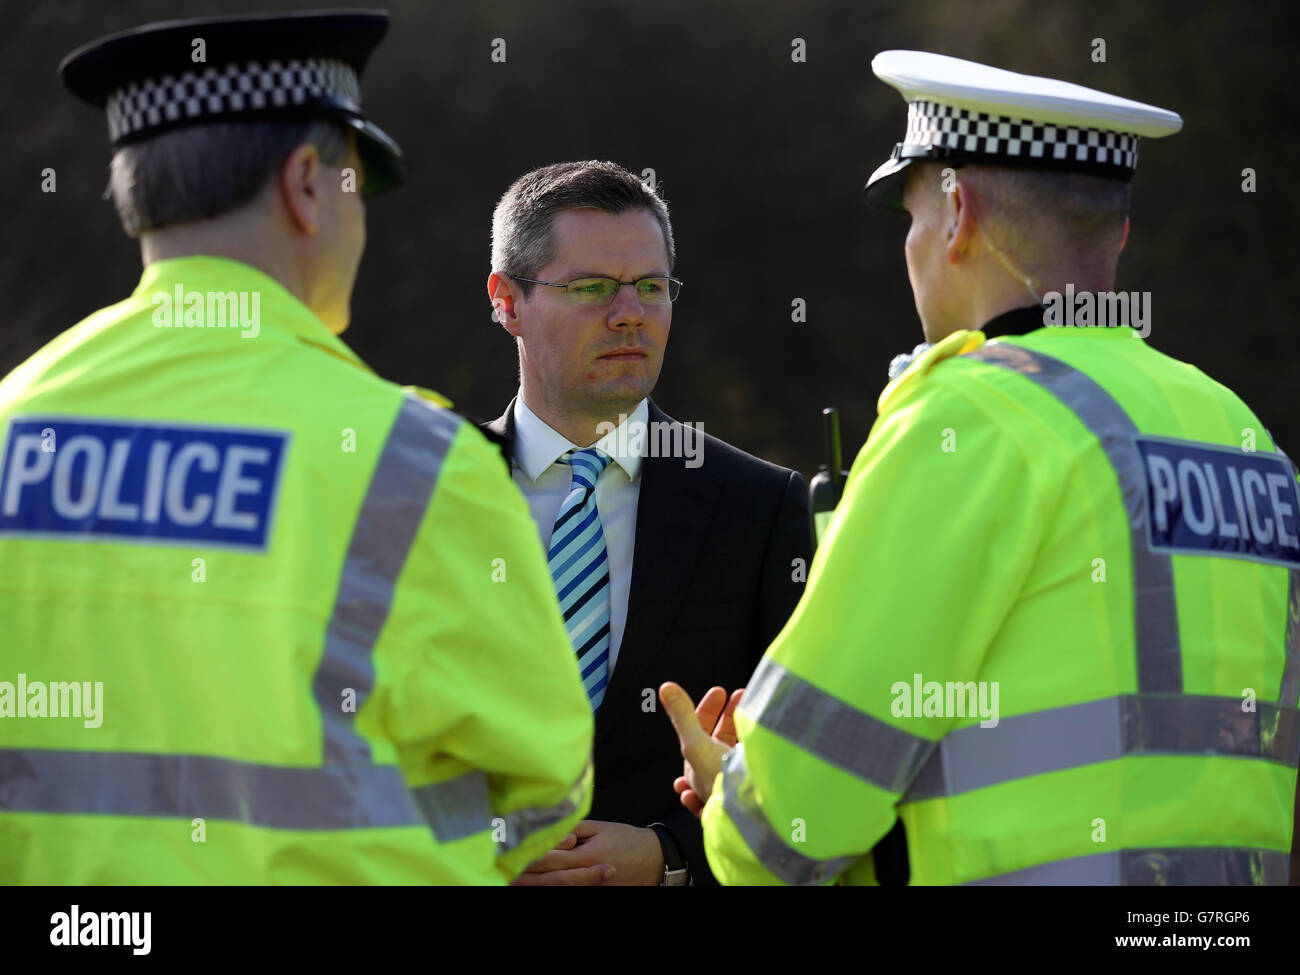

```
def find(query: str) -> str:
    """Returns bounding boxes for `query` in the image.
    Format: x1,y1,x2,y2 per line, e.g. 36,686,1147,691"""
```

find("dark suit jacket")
483,398,810,884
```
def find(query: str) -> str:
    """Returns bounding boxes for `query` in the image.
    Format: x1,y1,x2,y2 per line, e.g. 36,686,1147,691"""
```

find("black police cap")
59,8,407,196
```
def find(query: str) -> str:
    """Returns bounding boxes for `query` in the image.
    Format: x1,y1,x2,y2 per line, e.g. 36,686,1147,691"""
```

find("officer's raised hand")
659,683,743,817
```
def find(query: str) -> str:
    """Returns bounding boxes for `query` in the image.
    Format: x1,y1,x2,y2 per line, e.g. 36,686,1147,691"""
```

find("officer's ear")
487,271,523,336
944,176,980,265
279,142,326,235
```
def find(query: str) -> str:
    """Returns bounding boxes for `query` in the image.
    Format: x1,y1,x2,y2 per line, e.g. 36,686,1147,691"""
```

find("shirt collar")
512,396,648,484
981,301,1148,340
981,303,1047,339
132,255,372,372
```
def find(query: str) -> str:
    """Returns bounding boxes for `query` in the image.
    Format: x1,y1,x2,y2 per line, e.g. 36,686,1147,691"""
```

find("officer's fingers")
714,688,745,746
673,775,690,795
554,832,578,851
678,789,705,818
511,864,616,886
695,685,728,734
659,682,710,755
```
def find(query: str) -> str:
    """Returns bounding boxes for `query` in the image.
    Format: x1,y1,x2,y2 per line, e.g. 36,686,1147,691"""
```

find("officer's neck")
140,211,310,316
957,255,1119,339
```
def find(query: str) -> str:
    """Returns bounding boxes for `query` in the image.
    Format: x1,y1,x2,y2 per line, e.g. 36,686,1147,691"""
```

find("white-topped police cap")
59,8,406,196
865,51,1182,210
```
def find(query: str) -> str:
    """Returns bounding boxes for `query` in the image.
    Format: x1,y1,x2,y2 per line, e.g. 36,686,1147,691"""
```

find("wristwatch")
648,822,690,886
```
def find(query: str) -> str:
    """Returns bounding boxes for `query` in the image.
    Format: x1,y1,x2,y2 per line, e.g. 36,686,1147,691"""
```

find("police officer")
661,51,1300,885
0,10,594,884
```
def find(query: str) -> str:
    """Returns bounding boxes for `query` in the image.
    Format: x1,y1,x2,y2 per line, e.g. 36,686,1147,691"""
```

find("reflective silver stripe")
0,749,497,840
496,759,593,854
0,748,423,830
1284,563,1300,706
967,848,1291,886
902,694,1300,802
314,395,462,764
741,658,937,793
718,745,858,885
411,770,493,843
1272,445,1300,707
967,343,1182,693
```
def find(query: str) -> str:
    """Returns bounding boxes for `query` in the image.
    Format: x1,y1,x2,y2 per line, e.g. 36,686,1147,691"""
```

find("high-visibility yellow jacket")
0,255,593,884
704,316,1300,885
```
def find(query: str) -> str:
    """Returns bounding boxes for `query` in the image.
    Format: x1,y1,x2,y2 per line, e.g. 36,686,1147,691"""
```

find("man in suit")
482,160,810,885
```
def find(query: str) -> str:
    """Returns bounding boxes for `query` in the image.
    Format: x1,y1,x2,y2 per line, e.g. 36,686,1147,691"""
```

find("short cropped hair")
109,119,350,235
491,160,676,297
959,164,1132,266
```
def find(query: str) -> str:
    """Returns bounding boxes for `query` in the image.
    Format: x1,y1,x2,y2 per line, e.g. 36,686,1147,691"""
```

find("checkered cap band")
904,100,1140,171
105,58,363,142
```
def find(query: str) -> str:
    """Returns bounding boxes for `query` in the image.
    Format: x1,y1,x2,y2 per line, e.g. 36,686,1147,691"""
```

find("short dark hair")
108,119,350,235
491,160,676,296
967,164,1131,253
907,161,1131,266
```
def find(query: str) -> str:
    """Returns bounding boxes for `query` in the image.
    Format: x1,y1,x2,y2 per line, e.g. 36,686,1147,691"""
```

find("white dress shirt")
511,395,645,672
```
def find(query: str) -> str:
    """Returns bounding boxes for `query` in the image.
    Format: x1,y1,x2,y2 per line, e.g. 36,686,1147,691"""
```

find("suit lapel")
596,401,720,744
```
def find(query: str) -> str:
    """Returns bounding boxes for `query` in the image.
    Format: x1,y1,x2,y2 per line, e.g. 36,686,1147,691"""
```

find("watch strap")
648,822,690,886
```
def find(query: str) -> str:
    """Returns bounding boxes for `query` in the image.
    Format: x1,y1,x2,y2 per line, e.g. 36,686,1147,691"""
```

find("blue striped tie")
548,448,614,710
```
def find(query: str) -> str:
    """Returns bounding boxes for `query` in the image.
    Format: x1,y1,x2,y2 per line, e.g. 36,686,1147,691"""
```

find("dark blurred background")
3,0,1296,477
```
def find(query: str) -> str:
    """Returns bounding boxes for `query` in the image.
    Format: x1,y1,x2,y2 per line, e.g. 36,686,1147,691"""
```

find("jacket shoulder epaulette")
877,329,986,414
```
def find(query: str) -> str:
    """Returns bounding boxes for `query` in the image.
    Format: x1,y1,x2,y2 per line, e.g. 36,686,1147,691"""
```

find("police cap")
865,50,1182,211
59,8,407,196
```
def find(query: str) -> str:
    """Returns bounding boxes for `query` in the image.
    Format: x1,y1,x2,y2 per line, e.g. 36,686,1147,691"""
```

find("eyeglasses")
509,273,683,306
